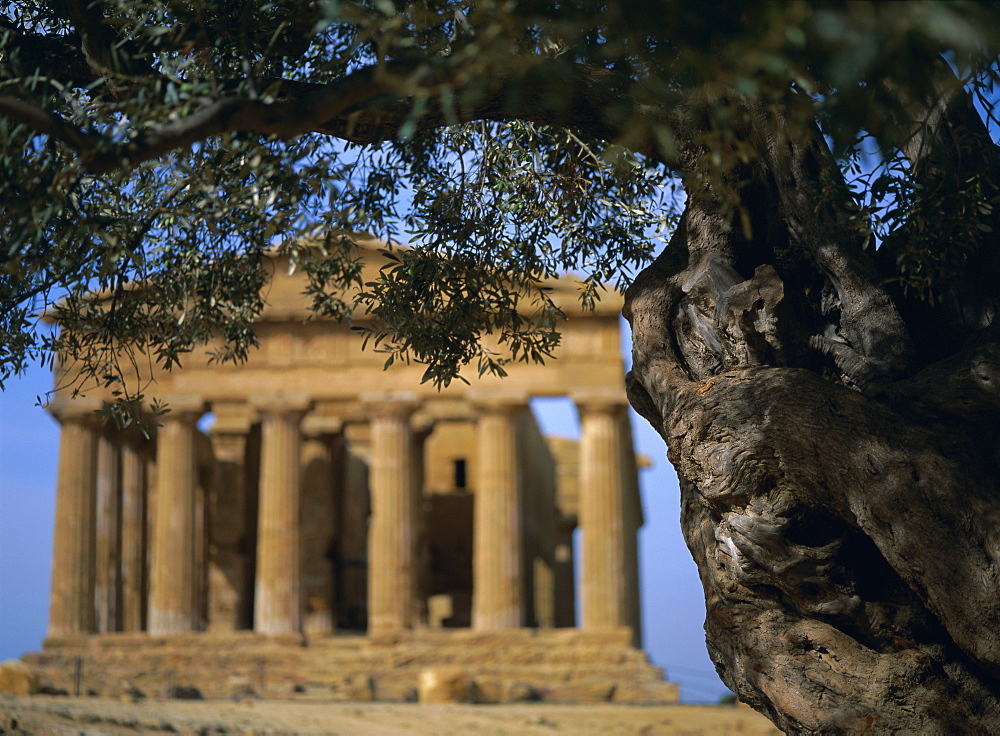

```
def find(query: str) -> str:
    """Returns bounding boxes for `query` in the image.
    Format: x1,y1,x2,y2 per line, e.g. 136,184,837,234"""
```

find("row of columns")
49,414,154,638
47,394,640,640
361,393,640,635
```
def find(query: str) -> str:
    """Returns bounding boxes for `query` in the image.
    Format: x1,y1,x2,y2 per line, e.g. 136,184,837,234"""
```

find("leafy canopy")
1,1,998,412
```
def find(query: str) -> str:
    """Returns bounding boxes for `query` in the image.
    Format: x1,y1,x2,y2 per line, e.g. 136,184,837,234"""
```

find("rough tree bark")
624,76,1000,733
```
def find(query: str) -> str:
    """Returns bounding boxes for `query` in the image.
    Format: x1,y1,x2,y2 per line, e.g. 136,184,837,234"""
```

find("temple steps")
25,628,679,704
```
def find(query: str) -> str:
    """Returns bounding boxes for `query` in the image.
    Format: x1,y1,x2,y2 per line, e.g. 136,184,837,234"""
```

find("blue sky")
0,327,731,704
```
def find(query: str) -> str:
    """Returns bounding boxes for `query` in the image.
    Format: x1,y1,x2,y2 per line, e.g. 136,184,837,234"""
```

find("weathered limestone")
367,398,418,634
119,432,147,632
254,402,307,635
25,628,678,703
48,411,99,638
417,667,467,703
148,403,202,634
576,397,630,630
472,398,526,630
0,660,39,695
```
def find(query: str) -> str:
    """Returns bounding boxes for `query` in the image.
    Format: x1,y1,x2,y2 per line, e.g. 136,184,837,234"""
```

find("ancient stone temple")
26,239,678,703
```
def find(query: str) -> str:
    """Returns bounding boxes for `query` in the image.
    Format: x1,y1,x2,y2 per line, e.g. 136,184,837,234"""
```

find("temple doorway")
424,492,474,628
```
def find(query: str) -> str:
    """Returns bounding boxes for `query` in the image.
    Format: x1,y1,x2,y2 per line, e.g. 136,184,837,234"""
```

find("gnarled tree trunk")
624,79,1000,733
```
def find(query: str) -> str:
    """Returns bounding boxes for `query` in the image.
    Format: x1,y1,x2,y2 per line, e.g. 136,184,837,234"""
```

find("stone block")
0,660,39,695
372,674,417,702
612,679,680,704
226,675,258,699
427,595,453,629
418,667,467,703
329,674,374,701
469,678,538,704
541,678,615,703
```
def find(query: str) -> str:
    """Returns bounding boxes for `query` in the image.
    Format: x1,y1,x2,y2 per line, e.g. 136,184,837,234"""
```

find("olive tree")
2,2,1000,731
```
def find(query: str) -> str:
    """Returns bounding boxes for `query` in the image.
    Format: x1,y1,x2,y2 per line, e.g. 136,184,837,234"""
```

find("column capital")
412,417,435,442
572,392,629,416
363,391,420,420
252,392,311,416
467,390,530,416
48,397,104,425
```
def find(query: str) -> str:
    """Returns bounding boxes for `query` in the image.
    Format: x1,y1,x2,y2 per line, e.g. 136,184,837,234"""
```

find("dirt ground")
0,695,781,735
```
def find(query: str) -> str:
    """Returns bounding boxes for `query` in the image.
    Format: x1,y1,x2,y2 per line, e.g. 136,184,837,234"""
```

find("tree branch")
0,55,681,173
0,95,98,155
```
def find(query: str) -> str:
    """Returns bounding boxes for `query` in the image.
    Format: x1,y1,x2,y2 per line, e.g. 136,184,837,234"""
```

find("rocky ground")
0,696,781,735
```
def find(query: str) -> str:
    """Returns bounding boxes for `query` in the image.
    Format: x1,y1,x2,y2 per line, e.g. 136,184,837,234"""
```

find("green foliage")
0,0,998,413
350,121,676,385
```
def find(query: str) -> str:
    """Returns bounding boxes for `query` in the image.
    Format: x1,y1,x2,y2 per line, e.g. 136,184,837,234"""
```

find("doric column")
47,410,100,638
576,396,629,630
94,432,121,633
119,431,148,632
366,396,418,634
472,397,526,630
148,401,202,634
254,401,308,635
